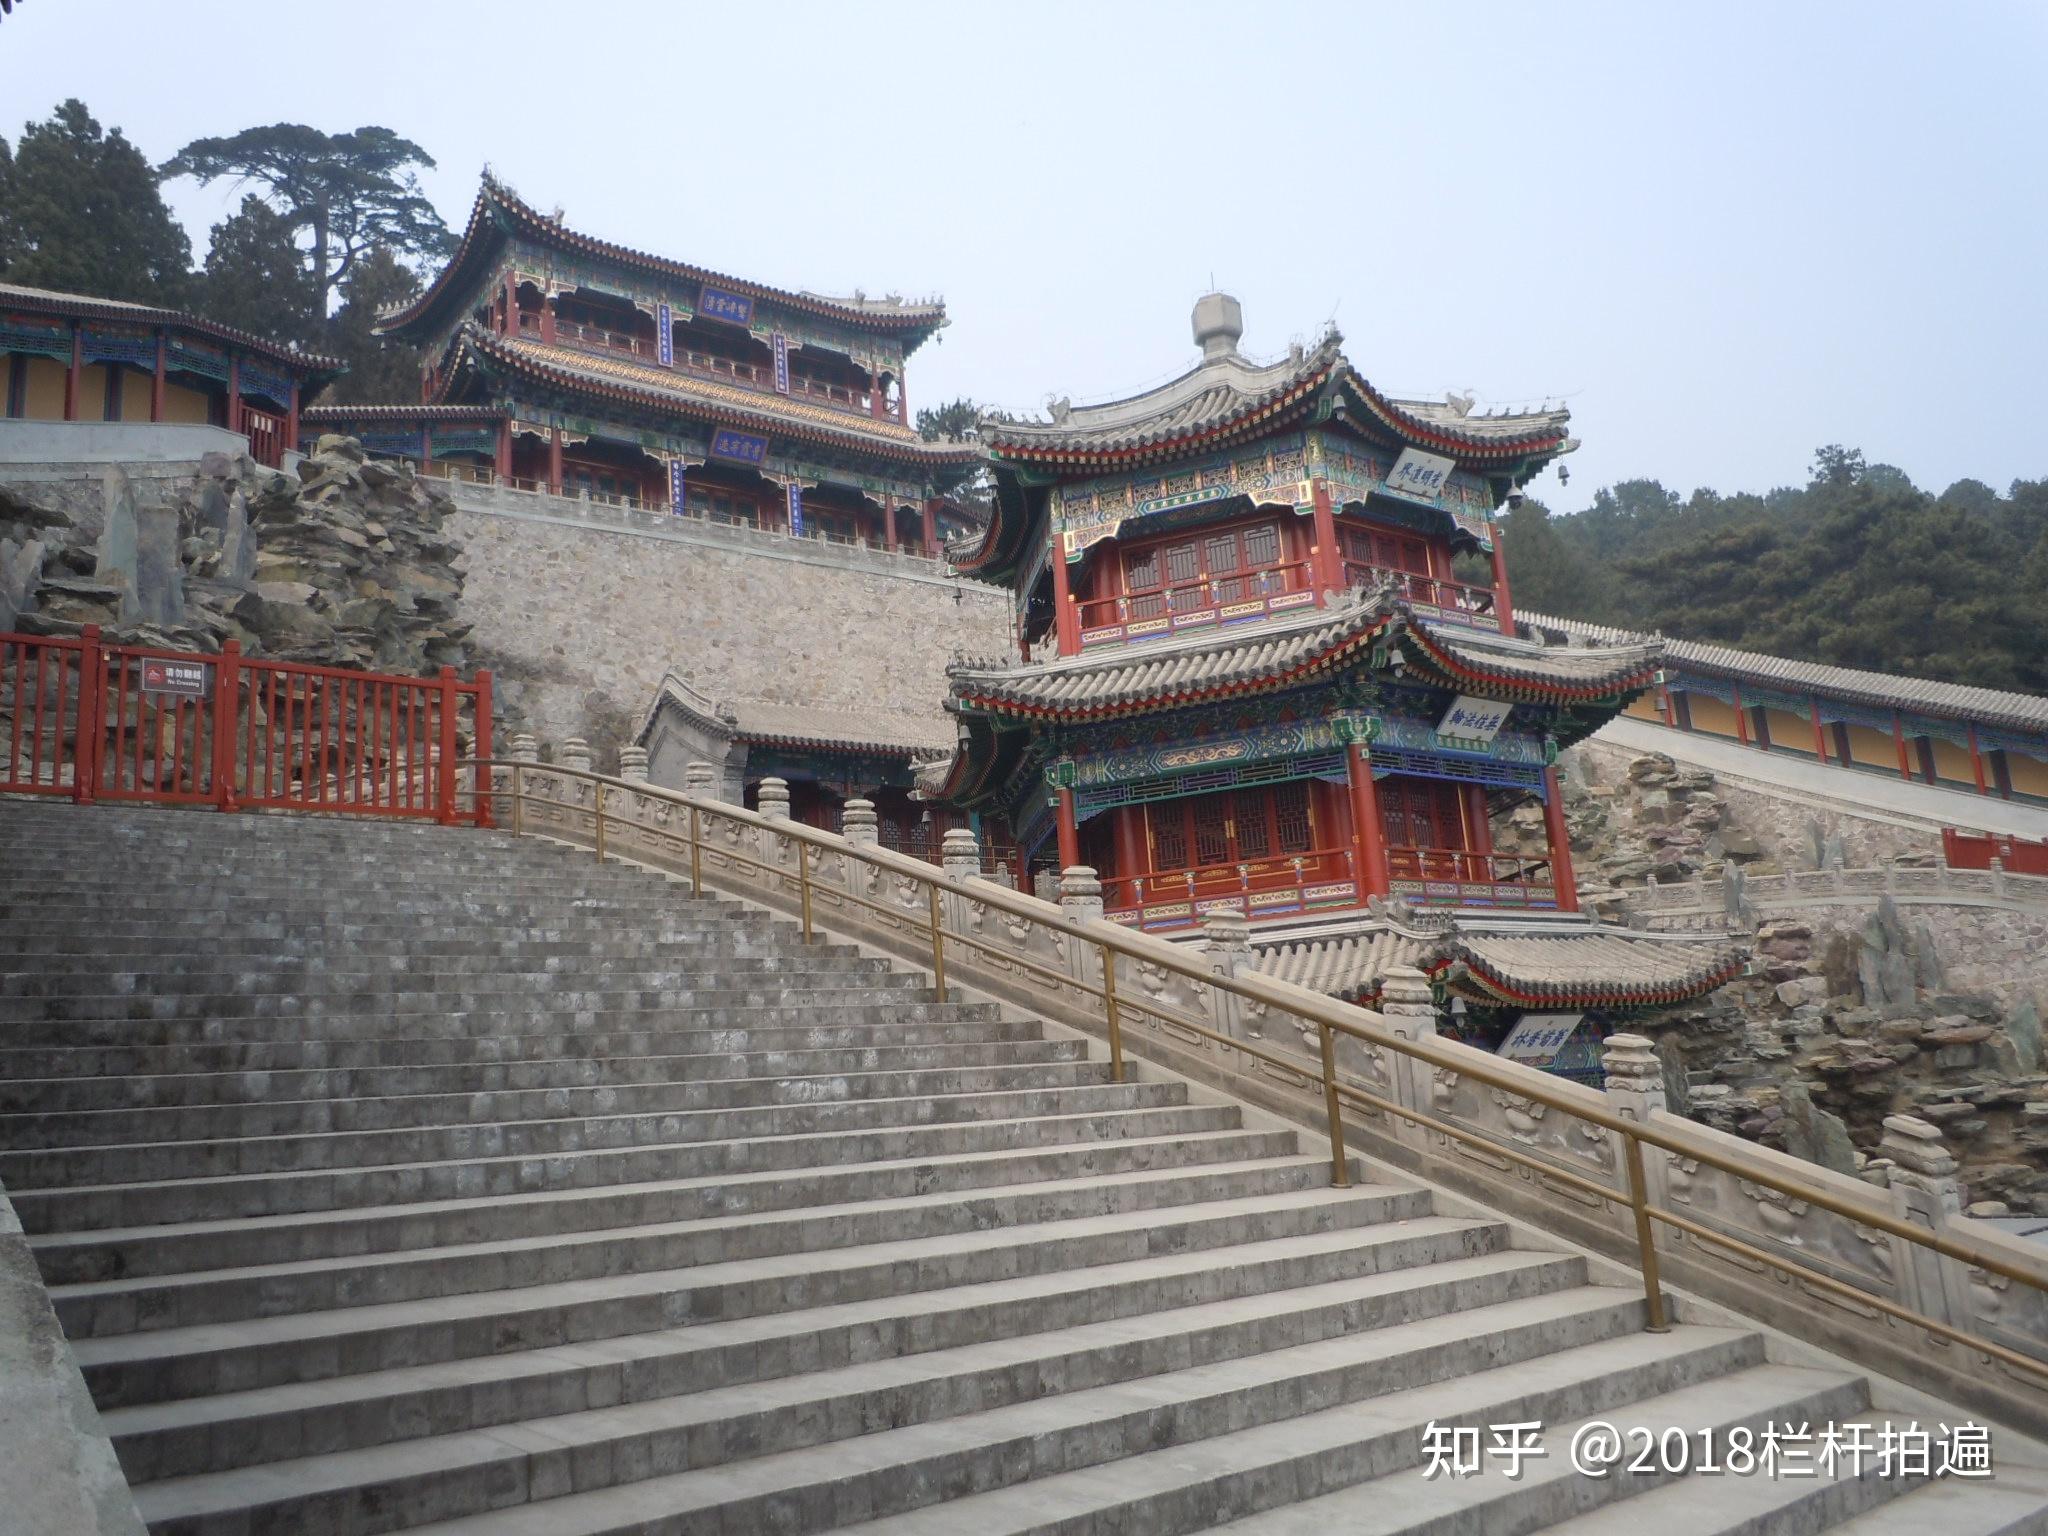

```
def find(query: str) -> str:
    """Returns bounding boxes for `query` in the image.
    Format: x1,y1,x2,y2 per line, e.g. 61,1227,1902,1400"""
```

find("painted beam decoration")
698,285,754,328
708,428,769,466
1057,436,1315,561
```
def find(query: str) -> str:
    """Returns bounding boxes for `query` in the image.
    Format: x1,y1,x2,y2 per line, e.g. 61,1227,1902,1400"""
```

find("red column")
1464,784,1494,857
212,640,241,812
1490,534,1516,636
540,291,556,345
547,427,564,494
1542,766,1579,913
73,625,103,806
495,418,512,482
1050,542,1081,655
63,323,81,420
503,274,519,335
1733,684,1750,745
1310,481,1340,602
1661,684,1678,728
1893,711,1913,781
150,330,166,422
420,426,434,479
870,366,884,419
474,670,495,828
1968,724,1988,795
883,504,897,552
1345,742,1391,900
922,500,939,557
435,666,460,825
1055,786,1081,871
1810,701,1829,762
227,356,242,438
1111,805,1148,906
283,380,299,454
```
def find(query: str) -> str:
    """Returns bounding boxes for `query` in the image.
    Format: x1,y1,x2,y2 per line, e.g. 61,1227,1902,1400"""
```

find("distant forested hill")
1492,447,2048,695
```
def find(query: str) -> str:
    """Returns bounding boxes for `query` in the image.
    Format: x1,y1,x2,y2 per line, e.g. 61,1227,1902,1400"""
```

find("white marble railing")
1620,862,2048,927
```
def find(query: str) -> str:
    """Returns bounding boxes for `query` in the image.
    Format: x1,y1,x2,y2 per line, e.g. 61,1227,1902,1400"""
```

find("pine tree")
195,196,321,346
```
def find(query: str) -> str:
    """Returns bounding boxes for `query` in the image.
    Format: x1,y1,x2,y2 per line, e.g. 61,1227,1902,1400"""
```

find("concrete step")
129,1282,1653,1535
0,952,885,991
71,1185,1422,1407
31,1126,1296,1284
105,1241,1582,1485
2,1080,1178,1191
2,1057,1107,1150
1822,1467,2048,1534
51,1155,1359,1339
10,1102,1236,1232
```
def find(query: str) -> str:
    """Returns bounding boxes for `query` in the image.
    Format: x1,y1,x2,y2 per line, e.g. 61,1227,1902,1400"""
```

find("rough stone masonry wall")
445,503,1013,766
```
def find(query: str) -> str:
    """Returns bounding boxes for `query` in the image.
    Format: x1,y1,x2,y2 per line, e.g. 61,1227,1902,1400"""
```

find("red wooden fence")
1942,827,2048,877
1,627,491,825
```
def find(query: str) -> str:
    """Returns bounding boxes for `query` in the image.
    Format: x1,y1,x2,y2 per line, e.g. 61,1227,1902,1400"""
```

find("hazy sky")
4,2,2044,508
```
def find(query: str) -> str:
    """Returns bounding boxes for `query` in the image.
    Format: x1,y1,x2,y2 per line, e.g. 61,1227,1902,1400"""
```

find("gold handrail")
474,758,2048,1388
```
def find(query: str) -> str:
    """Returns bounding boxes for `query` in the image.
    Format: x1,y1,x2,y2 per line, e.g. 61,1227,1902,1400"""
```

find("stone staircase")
0,800,2042,1536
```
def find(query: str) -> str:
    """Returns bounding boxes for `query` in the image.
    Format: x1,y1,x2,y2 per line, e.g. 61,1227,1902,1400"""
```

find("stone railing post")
752,775,791,879
757,777,790,820
1199,910,1253,1042
1601,1031,1672,1209
508,732,539,764
617,745,649,783
559,737,593,774
1378,966,1439,1138
940,826,981,880
1879,1113,1972,1328
682,759,717,799
1990,857,2007,901
841,798,879,847
1058,865,1103,924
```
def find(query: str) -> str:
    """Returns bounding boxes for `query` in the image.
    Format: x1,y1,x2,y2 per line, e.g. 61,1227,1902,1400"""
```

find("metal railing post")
689,804,702,897
927,883,946,1000
594,781,607,865
1098,940,1126,1083
1318,1020,1350,1187
1624,1133,1670,1332
798,839,814,942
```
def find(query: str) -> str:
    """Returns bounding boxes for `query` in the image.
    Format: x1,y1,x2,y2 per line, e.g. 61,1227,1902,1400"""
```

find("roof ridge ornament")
1191,292,1244,361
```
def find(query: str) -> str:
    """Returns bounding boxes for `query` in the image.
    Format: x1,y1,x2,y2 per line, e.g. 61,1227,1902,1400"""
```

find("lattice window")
1273,780,1312,854
1191,795,1231,865
1149,803,1187,869
1233,791,1272,859
1164,540,1201,585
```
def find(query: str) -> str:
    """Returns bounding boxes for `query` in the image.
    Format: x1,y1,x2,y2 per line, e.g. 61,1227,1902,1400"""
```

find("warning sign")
140,660,210,698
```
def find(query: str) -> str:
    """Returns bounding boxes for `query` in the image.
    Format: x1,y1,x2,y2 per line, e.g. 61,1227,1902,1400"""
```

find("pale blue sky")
4,1,2044,507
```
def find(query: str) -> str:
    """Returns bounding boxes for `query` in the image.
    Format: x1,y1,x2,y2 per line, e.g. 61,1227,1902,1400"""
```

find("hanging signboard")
668,459,687,516
1498,1012,1584,1067
772,333,790,394
656,302,674,368
698,286,754,328
786,481,805,537
1437,694,1513,745
1382,446,1456,506
140,659,210,698
707,428,769,466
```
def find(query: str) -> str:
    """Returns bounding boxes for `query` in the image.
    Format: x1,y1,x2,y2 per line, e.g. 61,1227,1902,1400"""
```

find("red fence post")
473,670,494,828
73,625,102,805
436,665,459,826
213,640,241,812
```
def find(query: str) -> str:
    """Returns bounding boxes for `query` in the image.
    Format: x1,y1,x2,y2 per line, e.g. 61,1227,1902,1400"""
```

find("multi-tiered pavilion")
301,173,983,557
924,296,1744,1042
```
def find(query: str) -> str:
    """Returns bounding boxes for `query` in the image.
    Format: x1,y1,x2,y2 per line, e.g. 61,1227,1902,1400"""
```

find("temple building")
300,173,983,558
1,283,337,465
923,295,1745,1063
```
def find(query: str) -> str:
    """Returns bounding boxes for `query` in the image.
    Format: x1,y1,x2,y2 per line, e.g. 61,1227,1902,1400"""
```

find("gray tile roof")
1412,622,1664,694
644,674,955,756
1521,611,2048,735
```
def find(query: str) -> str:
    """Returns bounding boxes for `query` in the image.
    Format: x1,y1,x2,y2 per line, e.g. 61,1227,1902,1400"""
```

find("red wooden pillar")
473,670,495,827
435,666,461,826
283,380,300,454
1111,805,1148,906
1893,712,1913,781
1968,724,1988,795
212,640,241,812
1345,742,1391,900
1310,481,1340,601
1661,683,1678,728
870,365,884,419
1733,684,1750,745
495,418,512,482
150,330,166,422
539,291,557,344
922,500,939,558
1050,542,1081,656
420,426,434,480
503,274,519,335
1806,700,1827,762
896,367,908,425
1055,786,1081,872
1490,533,1516,636
547,427,564,495
883,503,897,552
63,323,81,420
1464,783,1494,858
73,625,104,806
1541,766,1579,912
226,356,242,439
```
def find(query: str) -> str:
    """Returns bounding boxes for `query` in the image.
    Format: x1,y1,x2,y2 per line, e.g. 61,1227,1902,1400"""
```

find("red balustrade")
0,628,491,825
1943,827,2048,877
1078,559,1316,637
1342,563,1496,623
1103,845,1361,931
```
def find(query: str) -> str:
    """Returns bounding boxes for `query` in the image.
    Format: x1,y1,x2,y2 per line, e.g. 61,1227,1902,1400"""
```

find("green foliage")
0,100,191,303
197,196,320,347
318,247,424,405
161,123,451,316
0,137,14,273
1515,450,2048,695
916,397,1010,500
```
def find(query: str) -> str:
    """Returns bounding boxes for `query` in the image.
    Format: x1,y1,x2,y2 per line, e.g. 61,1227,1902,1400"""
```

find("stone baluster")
1378,966,1440,1140
617,745,649,783
508,732,539,763
1878,1113,1972,1328
1601,1030,1671,1209
1058,865,1103,924
940,826,981,880
841,798,879,847
1199,909,1253,1042
757,777,791,820
683,760,717,799
559,737,592,774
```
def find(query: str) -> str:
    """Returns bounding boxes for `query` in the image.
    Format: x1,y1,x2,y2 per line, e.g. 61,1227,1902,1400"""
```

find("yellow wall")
119,368,152,422
1682,693,1741,740
78,364,111,419
21,356,66,417
1928,736,1976,786
1624,693,1663,722
2007,751,2048,800
1840,723,1897,771
1762,707,1818,756
161,379,211,424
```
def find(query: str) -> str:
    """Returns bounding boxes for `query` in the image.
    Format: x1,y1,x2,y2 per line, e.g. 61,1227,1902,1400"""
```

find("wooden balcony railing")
1102,845,1361,929
1078,559,1317,633
1343,562,1496,622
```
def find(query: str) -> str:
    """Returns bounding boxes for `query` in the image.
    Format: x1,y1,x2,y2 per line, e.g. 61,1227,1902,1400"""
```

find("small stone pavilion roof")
431,325,980,469
1256,905,1747,1009
641,673,956,759
1523,610,2048,738
944,585,1663,725
381,173,949,350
